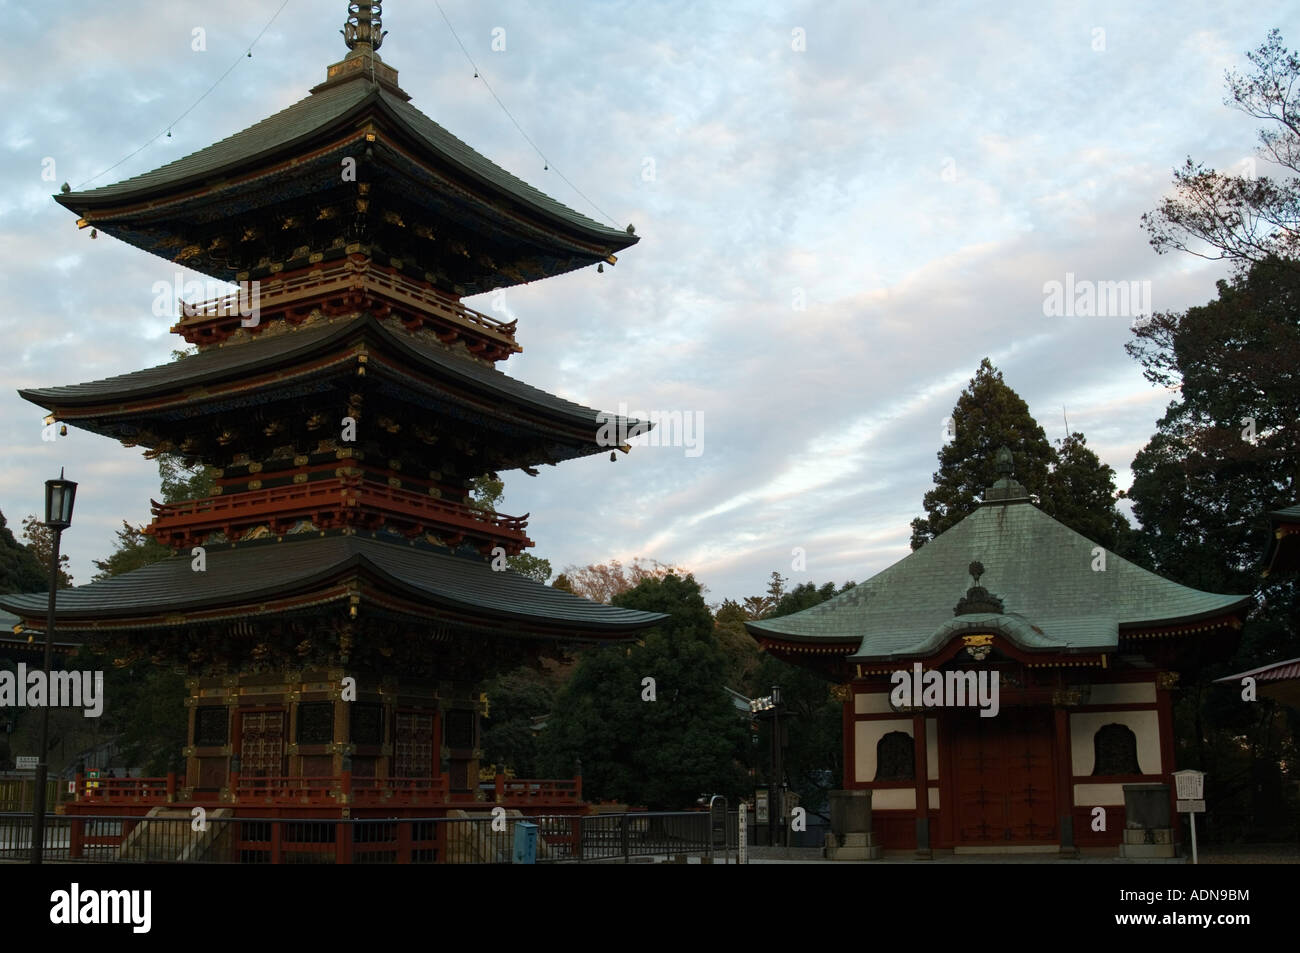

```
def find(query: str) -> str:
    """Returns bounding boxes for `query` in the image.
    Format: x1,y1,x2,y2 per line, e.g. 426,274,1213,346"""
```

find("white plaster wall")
1073,783,1127,806
871,788,917,810
1087,683,1155,705
1070,710,1161,776
854,718,913,783
854,692,894,714
928,787,939,810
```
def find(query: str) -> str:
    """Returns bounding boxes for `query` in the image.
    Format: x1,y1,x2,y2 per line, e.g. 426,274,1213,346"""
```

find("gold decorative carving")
1156,672,1180,691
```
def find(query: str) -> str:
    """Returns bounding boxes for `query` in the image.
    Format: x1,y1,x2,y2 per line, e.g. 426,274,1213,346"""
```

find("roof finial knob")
995,445,1013,477
969,561,984,585
342,1,386,54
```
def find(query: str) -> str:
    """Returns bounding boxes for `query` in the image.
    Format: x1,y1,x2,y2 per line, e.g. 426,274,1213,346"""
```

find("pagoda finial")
342,1,387,55
995,445,1014,477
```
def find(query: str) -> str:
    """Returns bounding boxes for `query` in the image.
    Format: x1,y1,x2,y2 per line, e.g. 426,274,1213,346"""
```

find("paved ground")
638,843,1300,864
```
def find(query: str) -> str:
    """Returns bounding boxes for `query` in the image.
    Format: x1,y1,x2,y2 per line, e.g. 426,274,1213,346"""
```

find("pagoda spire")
342,1,387,56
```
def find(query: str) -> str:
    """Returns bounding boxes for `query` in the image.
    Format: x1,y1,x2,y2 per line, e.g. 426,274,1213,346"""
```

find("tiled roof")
20,314,636,440
0,534,665,635
56,78,632,246
747,499,1251,661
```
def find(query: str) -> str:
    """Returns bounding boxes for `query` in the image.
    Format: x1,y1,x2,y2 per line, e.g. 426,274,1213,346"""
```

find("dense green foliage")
910,358,1132,552
0,509,46,594
540,574,748,808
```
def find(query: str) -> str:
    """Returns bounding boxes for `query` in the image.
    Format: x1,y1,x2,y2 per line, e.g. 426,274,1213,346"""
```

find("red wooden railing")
69,772,580,808
148,477,529,544
175,258,518,344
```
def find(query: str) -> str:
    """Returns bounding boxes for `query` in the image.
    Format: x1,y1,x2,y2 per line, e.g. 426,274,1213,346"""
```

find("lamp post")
30,469,76,865
771,685,785,849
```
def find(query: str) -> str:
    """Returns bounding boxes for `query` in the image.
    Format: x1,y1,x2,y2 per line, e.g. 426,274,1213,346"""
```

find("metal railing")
0,810,742,864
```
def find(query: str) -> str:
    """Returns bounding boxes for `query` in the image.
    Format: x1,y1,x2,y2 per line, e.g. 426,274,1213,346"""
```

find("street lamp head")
44,468,77,530
771,685,782,706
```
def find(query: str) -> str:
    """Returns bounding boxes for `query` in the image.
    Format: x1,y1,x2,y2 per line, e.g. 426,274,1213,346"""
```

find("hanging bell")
167,129,172,138
610,452,616,462
598,263,604,273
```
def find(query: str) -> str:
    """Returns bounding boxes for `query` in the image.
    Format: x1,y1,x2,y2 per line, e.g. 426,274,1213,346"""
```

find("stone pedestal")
1118,783,1176,859
826,789,882,860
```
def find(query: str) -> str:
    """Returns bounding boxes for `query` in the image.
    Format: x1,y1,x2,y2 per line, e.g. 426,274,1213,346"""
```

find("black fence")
0,810,742,864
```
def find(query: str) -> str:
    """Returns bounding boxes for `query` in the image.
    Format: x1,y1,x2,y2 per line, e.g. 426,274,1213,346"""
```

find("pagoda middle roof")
747,499,1251,662
55,75,635,252
0,534,665,637
20,314,635,461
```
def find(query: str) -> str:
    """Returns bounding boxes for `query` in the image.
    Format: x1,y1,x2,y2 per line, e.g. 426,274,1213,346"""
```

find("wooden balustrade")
147,476,530,549
174,258,518,349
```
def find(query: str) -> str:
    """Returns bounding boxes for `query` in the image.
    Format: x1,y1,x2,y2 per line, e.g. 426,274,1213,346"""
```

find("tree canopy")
910,358,1130,551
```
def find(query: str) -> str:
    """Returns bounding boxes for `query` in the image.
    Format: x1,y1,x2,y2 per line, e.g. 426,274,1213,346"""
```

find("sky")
0,0,1288,604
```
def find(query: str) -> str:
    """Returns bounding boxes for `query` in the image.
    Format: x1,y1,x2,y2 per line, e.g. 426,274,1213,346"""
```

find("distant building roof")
748,484,1249,663
1261,504,1300,576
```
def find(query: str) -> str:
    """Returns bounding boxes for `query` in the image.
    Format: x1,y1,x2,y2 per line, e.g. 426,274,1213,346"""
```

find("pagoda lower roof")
0,533,664,638
747,499,1251,662
20,313,638,464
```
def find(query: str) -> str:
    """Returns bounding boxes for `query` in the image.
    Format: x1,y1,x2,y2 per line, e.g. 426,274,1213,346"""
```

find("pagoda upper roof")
0,533,665,638
55,58,637,291
747,497,1251,662
20,313,639,467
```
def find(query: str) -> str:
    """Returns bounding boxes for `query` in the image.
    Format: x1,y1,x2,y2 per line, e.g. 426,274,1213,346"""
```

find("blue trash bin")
513,821,538,864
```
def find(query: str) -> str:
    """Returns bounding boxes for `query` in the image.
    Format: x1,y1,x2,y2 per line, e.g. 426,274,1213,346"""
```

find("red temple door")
239,711,286,778
394,711,434,778
952,708,1056,845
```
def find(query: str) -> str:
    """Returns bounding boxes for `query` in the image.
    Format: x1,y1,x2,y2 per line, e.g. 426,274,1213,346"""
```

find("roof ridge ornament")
954,559,1005,616
982,443,1031,503
343,1,387,56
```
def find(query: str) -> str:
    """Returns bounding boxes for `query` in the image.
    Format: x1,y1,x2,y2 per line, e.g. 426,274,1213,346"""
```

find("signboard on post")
755,788,769,824
1172,770,1207,864
738,802,748,865
1173,769,1204,800
15,756,37,770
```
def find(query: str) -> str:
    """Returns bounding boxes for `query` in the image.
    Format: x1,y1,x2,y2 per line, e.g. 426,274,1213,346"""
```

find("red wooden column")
1053,702,1077,856
1156,673,1181,840
913,713,931,859
842,694,856,787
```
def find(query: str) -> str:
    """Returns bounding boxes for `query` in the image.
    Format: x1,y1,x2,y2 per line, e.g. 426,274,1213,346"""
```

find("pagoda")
748,449,1251,856
1,2,664,827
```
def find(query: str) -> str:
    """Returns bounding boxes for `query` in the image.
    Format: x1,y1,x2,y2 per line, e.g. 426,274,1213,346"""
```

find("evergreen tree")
540,573,747,808
745,578,857,820
20,515,73,587
92,522,171,582
481,667,556,778
910,358,1055,549
0,508,47,594
1040,433,1134,553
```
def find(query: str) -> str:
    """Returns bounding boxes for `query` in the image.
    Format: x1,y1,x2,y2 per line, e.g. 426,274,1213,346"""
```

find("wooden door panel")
952,708,1057,845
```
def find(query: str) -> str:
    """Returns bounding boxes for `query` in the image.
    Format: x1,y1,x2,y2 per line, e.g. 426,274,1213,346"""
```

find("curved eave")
19,315,648,459
55,84,636,256
0,536,666,637
1261,514,1300,577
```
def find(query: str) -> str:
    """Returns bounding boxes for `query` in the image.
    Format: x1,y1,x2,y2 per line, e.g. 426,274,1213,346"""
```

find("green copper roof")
0,534,665,636
747,500,1250,661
